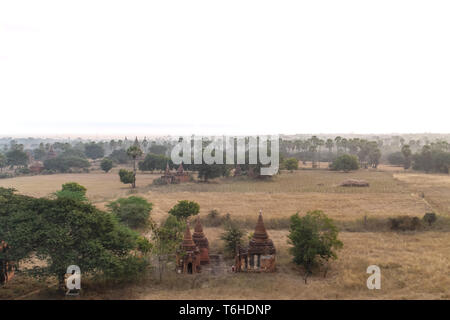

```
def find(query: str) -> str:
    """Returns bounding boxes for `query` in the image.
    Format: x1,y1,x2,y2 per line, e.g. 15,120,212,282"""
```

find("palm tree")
127,138,143,188
325,139,334,163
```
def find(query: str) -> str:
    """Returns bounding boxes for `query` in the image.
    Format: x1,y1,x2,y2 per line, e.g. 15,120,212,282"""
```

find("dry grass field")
1,166,449,300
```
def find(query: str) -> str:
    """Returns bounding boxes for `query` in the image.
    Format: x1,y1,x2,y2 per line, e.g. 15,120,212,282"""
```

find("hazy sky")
1,1,449,137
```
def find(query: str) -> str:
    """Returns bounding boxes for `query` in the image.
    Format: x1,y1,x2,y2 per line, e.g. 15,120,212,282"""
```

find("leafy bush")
0,187,149,288
330,154,359,172
423,213,437,226
100,158,113,173
168,200,200,220
119,169,135,187
15,167,30,175
288,210,343,283
283,158,299,171
220,221,245,257
54,182,88,202
152,177,168,186
389,216,421,231
107,196,153,229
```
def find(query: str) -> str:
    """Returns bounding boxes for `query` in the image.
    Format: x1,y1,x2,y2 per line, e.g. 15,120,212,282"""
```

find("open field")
1,167,450,299
0,169,159,203
394,173,450,216
16,230,450,300
1,169,430,222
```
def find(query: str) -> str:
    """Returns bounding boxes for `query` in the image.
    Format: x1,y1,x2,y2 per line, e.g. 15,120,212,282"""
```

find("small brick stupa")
177,224,201,274
192,218,210,265
235,210,276,272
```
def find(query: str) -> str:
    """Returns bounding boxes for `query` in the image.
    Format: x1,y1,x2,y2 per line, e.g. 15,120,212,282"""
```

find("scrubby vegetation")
288,211,342,283
107,196,153,229
330,154,359,172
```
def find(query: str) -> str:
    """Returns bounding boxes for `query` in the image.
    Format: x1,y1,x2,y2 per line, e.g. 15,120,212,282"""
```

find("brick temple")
235,210,276,272
161,163,190,184
177,219,210,274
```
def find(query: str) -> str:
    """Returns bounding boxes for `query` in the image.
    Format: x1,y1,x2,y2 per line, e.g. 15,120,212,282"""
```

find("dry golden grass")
71,229,450,300
116,191,429,223
394,173,450,216
2,168,450,300
0,170,159,203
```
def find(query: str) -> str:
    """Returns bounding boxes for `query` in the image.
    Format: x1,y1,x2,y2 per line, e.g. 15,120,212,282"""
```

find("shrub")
288,210,343,283
100,158,113,173
107,196,153,229
389,216,421,231
15,167,30,175
387,152,405,166
168,200,200,220
423,213,437,226
283,158,299,172
152,177,168,186
54,182,88,202
119,169,135,187
330,154,359,172
220,221,246,257
203,209,223,227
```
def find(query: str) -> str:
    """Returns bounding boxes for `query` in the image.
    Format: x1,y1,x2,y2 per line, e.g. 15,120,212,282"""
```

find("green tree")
119,169,135,188
196,163,223,182
107,196,153,229
325,139,334,162
168,200,200,220
0,153,6,172
138,153,171,172
33,147,47,161
330,154,359,172
127,140,143,188
0,187,148,289
6,149,28,167
54,182,88,202
220,221,245,257
401,145,412,169
150,215,185,282
283,157,299,172
288,210,343,283
100,158,113,173
387,151,405,166
84,142,105,160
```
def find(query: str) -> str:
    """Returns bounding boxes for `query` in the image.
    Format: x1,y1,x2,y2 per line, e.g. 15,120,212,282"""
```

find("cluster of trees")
0,144,29,172
219,209,343,283
0,178,206,290
281,136,382,169
0,184,150,288
387,141,450,173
